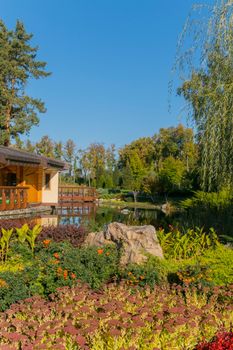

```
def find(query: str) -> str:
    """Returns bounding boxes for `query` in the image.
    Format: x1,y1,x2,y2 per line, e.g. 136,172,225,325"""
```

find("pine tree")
0,20,50,146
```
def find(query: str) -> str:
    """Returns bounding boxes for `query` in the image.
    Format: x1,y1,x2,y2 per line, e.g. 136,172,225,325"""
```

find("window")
45,173,51,190
6,173,17,186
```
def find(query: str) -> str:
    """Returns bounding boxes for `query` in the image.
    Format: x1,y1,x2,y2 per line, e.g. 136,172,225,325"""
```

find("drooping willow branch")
172,0,233,191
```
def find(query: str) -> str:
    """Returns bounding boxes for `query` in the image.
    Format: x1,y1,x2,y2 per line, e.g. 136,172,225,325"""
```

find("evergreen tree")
0,20,50,146
54,141,63,159
64,139,76,179
36,135,54,158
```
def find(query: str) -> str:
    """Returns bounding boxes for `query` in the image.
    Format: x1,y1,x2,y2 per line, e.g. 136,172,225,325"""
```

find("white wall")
42,171,59,204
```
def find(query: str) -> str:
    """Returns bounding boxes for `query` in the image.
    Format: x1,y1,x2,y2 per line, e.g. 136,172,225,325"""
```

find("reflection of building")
35,216,59,227
0,146,66,211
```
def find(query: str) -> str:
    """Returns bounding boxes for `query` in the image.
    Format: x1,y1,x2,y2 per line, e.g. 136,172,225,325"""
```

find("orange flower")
63,270,68,280
0,279,8,288
52,259,59,264
97,249,103,255
106,252,110,256
43,239,51,247
71,273,76,279
57,267,63,275
53,252,59,259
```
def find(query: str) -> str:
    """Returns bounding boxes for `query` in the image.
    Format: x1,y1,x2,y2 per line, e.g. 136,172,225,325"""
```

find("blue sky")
2,0,196,149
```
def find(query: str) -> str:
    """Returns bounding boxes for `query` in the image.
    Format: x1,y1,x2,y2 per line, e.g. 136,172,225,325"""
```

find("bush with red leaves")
0,219,27,230
0,220,87,247
39,225,87,247
196,331,233,350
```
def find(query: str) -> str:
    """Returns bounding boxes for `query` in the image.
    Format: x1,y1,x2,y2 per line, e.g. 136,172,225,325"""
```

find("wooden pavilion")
0,146,66,211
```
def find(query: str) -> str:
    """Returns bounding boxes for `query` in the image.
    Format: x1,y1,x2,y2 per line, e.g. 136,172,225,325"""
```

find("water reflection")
1,203,231,239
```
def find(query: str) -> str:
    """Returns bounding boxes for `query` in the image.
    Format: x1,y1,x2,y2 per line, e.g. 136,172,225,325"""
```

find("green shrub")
181,188,233,210
199,245,233,285
120,263,159,288
169,245,233,287
157,226,219,260
0,270,34,311
35,241,120,290
137,245,233,288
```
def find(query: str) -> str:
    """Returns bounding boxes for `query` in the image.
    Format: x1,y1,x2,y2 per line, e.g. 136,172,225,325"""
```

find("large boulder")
84,222,163,265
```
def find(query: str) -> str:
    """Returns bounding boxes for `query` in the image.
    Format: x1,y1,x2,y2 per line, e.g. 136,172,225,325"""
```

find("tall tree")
0,20,50,146
36,135,54,158
54,141,63,160
121,149,146,202
64,139,76,179
175,1,233,190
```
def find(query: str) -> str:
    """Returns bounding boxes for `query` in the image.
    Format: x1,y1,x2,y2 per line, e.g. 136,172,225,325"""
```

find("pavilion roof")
0,146,66,170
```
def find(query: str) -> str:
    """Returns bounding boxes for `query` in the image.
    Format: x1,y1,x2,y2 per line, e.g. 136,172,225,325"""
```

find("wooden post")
2,189,6,211
17,189,21,209
9,189,14,210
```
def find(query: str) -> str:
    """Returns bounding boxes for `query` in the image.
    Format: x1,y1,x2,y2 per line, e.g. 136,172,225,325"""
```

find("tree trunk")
133,191,138,203
4,107,11,147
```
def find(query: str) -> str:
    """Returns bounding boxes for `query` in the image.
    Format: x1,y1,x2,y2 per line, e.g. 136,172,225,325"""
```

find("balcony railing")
0,186,28,211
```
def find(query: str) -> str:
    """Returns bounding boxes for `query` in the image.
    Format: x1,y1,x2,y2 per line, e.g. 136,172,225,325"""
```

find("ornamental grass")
0,282,232,350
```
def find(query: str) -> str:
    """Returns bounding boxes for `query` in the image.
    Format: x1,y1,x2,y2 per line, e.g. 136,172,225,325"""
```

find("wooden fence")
0,186,28,211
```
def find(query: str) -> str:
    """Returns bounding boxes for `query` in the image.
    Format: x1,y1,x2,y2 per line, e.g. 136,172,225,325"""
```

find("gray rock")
84,222,163,265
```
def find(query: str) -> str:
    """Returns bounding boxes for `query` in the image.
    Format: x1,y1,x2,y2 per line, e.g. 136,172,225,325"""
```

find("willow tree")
0,20,50,146
175,0,233,191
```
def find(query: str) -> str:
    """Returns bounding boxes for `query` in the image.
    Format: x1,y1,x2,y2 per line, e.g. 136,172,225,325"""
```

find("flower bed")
0,283,232,350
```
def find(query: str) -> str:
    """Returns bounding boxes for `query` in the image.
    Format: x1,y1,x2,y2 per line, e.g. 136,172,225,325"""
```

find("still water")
1,203,232,239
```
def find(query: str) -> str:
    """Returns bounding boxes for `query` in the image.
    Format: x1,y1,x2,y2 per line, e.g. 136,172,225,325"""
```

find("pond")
0,203,232,240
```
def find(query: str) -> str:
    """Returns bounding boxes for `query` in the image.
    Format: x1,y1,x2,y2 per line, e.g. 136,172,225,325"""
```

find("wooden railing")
59,185,98,205
0,186,28,211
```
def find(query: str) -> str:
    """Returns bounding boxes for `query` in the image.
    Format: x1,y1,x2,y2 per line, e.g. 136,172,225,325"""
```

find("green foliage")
60,244,119,289
0,20,50,146
16,223,28,244
0,272,30,311
26,224,42,255
139,245,233,287
16,223,42,255
120,263,159,288
182,189,233,210
0,228,13,262
176,263,213,287
118,124,198,197
34,241,120,291
79,143,116,188
158,156,186,194
199,245,233,285
120,149,146,201
157,226,219,260
35,135,55,158
176,1,233,190
167,245,233,287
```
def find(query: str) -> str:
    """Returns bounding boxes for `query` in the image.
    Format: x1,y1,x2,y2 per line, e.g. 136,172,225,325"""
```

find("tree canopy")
176,0,233,191
0,20,50,146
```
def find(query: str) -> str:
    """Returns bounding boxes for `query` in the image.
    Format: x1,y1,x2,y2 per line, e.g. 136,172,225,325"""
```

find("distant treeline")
15,124,199,200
